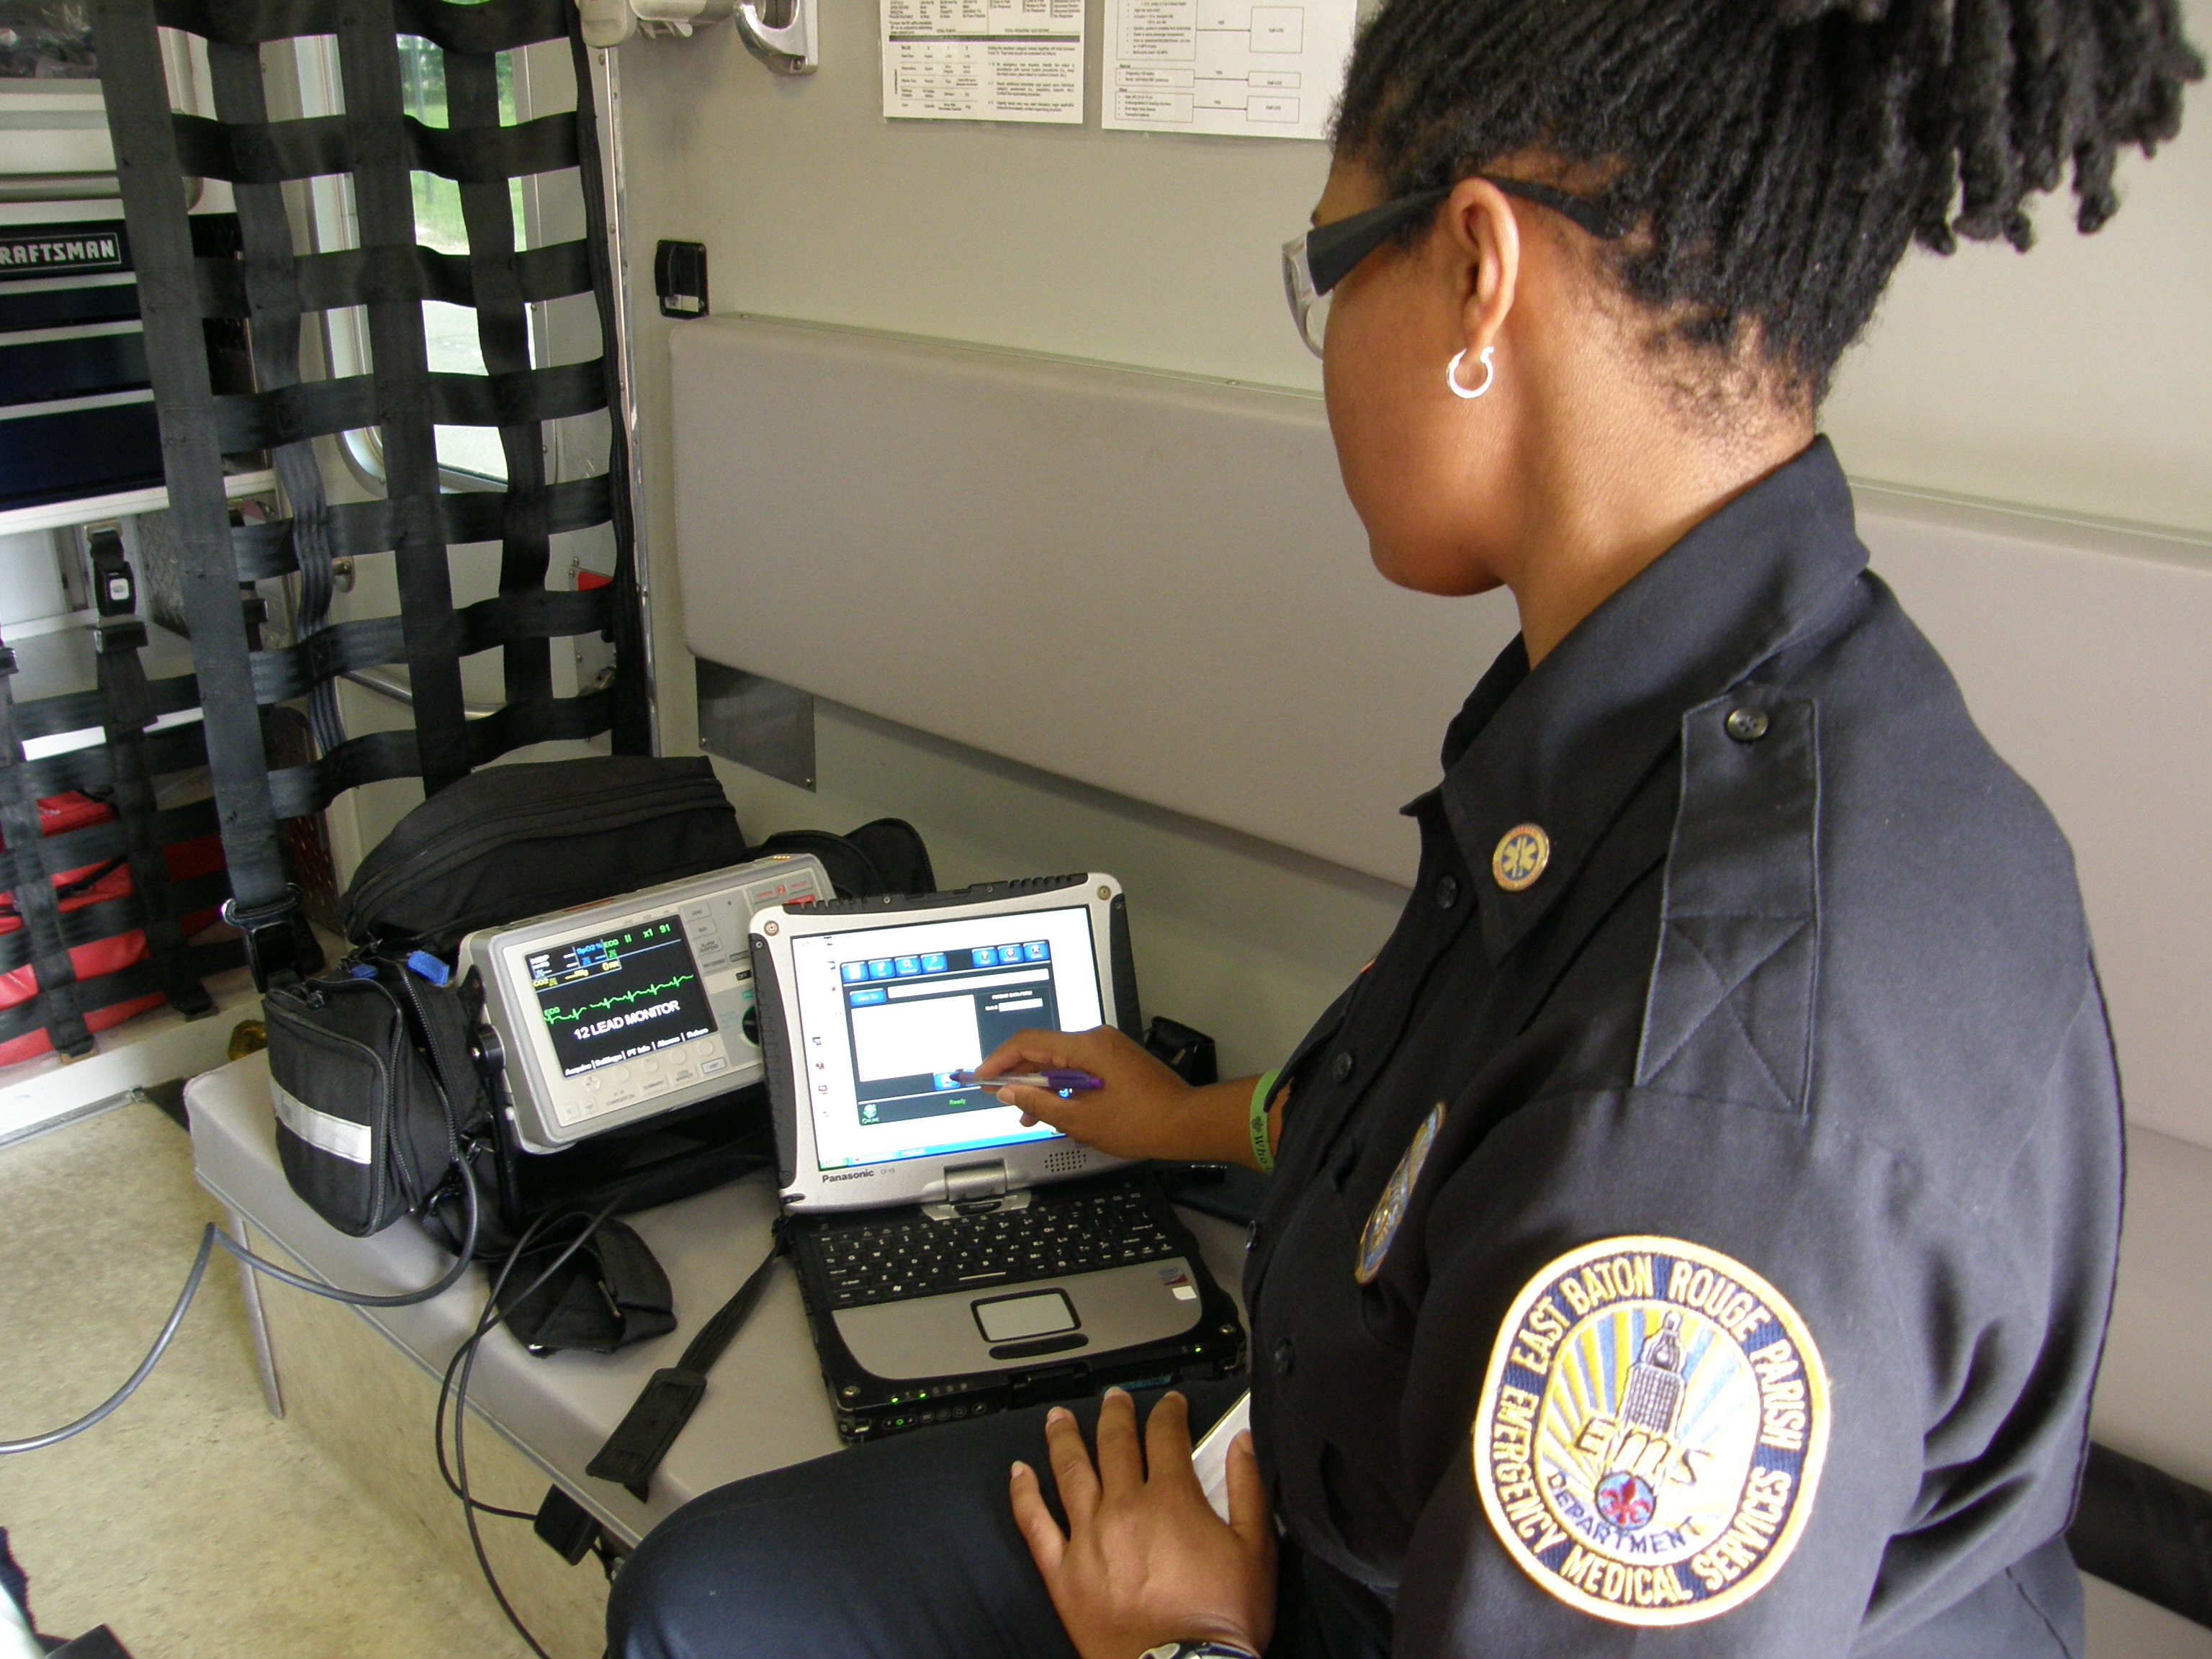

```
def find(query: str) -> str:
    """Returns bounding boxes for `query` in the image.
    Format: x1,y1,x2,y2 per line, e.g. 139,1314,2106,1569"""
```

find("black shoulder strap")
586,1228,786,1501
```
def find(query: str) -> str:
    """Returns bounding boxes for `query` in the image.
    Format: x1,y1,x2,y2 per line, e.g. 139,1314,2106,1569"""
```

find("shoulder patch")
1473,1236,1828,1626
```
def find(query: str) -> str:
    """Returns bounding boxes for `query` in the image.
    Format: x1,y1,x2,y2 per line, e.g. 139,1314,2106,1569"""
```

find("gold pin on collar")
1492,823,1550,891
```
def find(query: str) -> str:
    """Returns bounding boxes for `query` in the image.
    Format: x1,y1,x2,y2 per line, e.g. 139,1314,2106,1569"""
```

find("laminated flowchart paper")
882,0,1086,125
1103,0,1356,139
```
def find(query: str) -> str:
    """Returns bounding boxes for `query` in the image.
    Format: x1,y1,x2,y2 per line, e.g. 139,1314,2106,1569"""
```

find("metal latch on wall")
575,0,817,73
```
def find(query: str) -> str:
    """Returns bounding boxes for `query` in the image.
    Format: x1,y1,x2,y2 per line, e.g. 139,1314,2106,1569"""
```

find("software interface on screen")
529,914,715,1078
788,905,1103,1170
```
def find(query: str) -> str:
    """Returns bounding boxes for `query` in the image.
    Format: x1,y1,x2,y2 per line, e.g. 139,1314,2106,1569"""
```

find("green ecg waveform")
543,974,696,1024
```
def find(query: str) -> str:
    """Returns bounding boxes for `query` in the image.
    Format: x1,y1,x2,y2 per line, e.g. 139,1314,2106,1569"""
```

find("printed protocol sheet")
1103,0,1355,139
882,0,1086,125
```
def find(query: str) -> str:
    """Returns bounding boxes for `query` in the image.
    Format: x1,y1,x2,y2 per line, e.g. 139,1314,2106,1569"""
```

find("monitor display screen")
786,904,1103,1170
529,913,716,1079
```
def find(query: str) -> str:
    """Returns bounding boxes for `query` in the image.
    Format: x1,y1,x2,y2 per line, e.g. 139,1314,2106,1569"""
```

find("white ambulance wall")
607,0,2212,526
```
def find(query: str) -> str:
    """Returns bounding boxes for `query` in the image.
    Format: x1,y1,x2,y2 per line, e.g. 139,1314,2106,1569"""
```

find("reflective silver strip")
270,1081,372,1165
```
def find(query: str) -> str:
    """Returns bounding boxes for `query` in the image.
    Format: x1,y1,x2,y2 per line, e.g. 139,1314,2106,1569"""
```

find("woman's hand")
973,1026,1255,1164
1011,1390,1276,1659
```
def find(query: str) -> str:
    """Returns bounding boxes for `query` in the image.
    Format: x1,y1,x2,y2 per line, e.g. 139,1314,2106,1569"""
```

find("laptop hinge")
943,1159,1008,1202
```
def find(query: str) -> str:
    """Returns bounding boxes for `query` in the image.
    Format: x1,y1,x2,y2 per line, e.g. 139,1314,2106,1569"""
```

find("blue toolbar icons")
840,961,868,984
1023,941,1049,962
971,947,998,968
895,956,922,976
868,959,896,980
922,953,948,973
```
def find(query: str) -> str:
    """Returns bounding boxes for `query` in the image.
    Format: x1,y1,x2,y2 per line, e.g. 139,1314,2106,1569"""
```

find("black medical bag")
262,755,935,1266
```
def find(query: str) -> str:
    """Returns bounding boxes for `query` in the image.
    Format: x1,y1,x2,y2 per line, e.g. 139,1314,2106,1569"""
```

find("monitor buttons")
701,1056,729,1076
640,1074,670,1095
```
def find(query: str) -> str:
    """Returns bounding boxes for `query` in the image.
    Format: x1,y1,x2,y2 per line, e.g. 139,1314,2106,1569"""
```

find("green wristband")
1249,1068,1282,1174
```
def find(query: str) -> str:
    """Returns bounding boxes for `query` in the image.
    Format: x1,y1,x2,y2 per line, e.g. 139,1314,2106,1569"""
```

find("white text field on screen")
884,968,1049,1000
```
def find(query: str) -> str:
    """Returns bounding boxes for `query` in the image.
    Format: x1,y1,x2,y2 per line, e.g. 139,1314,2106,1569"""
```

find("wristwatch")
1138,1645,1260,1659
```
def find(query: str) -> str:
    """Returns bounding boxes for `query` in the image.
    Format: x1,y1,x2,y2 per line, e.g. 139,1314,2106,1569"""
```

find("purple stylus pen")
950,1069,1105,1092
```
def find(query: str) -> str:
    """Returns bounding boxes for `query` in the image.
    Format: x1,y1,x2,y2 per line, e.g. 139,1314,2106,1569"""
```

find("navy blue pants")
606,1382,1390,1659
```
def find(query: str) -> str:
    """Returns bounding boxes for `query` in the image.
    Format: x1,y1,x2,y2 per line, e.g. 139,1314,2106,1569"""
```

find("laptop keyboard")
808,1184,1184,1310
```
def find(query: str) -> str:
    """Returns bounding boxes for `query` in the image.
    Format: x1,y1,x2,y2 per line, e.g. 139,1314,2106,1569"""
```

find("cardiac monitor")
462,854,830,1153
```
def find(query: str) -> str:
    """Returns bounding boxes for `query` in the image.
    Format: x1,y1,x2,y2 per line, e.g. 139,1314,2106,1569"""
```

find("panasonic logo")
822,1169,876,1182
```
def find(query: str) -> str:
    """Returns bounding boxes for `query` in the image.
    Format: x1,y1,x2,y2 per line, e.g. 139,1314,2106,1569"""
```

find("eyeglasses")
1281,178,1626,357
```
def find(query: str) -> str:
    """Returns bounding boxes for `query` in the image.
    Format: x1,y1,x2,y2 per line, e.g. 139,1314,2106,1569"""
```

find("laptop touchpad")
973,1290,1079,1343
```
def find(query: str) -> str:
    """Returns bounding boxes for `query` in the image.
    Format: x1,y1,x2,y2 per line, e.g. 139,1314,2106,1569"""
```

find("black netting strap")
249,618,405,705
208,30,348,760
0,869,230,976
4,673,199,743
96,0,305,991
337,6,470,796
172,110,577,187
229,476,614,580
459,588,609,649
211,360,605,451
94,621,213,1020
32,798,220,884
196,240,595,320
263,688,613,819
100,0,644,899
0,640,93,1057
246,590,603,704
156,0,567,55
457,686,614,761
449,39,556,711
16,723,211,804
0,938,247,1047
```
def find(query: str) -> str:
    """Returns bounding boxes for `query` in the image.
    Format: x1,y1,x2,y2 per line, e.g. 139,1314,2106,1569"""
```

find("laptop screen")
786,904,1104,1172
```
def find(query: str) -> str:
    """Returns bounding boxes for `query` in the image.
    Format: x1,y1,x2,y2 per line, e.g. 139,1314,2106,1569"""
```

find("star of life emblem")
1472,1236,1829,1625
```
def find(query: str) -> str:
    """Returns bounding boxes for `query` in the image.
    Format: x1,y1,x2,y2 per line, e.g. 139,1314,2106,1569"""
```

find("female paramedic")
611,0,2199,1654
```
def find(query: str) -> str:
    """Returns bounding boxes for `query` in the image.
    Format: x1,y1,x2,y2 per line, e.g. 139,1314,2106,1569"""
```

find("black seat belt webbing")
586,1230,786,1501
94,619,213,1020
0,638,94,1057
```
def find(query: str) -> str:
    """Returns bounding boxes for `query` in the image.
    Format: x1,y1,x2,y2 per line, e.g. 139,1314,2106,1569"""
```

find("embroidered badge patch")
1472,1236,1828,1625
1353,1102,1445,1284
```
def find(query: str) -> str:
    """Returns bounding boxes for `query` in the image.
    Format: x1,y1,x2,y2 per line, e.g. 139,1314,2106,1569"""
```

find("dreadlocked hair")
1334,0,2202,403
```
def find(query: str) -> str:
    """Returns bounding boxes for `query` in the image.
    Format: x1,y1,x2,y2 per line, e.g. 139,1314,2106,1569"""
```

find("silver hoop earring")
1447,346,1495,400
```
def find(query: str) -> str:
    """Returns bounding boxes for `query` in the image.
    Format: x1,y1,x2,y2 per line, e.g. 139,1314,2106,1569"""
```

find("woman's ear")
1444,178,1521,360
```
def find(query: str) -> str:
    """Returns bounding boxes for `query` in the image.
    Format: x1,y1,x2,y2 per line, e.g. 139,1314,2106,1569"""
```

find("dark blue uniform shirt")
1246,439,2121,1658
